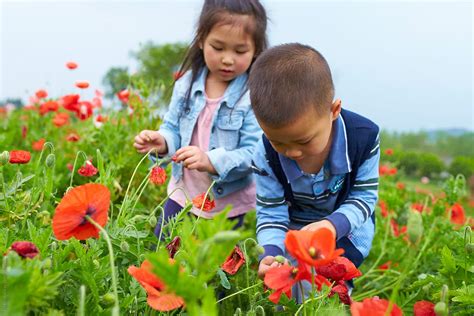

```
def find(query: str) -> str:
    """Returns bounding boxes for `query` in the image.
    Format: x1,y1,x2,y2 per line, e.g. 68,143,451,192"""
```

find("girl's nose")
222,56,234,65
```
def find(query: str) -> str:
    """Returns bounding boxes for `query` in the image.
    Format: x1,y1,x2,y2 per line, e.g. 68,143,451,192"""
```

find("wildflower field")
1,67,473,316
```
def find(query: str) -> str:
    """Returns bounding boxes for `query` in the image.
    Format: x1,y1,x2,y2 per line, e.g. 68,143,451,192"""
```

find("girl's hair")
179,0,268,111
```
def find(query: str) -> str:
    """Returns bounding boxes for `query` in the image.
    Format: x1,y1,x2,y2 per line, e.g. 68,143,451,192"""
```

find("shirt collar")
190,67,249,108
278,115,351,182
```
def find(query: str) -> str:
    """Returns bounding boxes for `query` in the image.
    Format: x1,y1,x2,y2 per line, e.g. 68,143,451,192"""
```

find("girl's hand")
133,130,168,155
258,256,287,280
174,146,217,174
301,219,337,236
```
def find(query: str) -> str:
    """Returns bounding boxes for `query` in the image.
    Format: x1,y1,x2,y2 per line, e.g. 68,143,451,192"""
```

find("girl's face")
201,16,256,83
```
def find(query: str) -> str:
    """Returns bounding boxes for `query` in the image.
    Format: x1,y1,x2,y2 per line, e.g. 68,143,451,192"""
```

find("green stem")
85,216,119,316
77,285,86,316
215,281,263,303
69,151,88,188
298,281,307,316
295,292,326,316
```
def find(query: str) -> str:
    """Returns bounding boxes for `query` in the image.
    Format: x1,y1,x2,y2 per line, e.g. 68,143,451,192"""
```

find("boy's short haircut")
248,43,335,126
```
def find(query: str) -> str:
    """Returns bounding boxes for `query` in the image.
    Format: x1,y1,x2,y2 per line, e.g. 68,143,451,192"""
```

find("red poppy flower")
66,133,80,142
384,148,394,156
128,260,184,312
166,236,181,259
66,61,78,69
413,300,435,316
192,193,215,212
396,182,405,190
264,263,330,304
149,166,167,185
39,100,59,115
379,261,392,270
52,183,110,240
388,167,398,175
285,228,344,267
448,203,465,225
35,89,48,99
10,241,39,259
95,114,107,122
9,150,31,164
117,89,130,103
350,297,403,316
390,219,407,237
221,246,245,275
316,256,362,282
75,80,90,89
67,163,74,171
329,280,352,305
379,200,389,218
411,203,425,213
76,101,93,120
61,94,80,112
32,138,46,151
52,112,70,127
379,165,389,176
78,160,98,177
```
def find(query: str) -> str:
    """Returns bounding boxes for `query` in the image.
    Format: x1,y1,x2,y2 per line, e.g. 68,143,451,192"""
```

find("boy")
248,43,380,283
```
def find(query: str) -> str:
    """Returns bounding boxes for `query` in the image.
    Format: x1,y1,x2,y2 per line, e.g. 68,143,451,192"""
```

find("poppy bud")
45,154,55,168
0,151,9,165
42,258,52,269
255,245,265,255
50,241,57,251
434,302,447,316
101,293,116,307
275,255,286,263
407,211,423,244
213,231,240,243
148,216,157,227
418,273,427,280
465,243,474,254
422,283,432,293
120,241,130,252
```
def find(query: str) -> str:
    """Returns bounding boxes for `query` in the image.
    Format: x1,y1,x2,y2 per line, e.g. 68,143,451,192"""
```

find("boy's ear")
331,99,342,121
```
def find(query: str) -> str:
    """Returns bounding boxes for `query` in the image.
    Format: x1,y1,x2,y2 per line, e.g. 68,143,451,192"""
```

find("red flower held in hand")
264,263,330,304
52,183,110,240
285,228,344,267
128,260,184,312
221,246,245,275
192,193,216,212
351,297,403,316
66,61,78,69
149,166,167,185
413,300,436,316
449,203,465,225
9,150,31,164
32,138,46,151
10,241,39,259
316,256,362,282
75,80,89,89
78,160,98,177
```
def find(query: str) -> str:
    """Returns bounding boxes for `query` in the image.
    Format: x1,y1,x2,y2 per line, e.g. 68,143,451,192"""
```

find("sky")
0,0,472,132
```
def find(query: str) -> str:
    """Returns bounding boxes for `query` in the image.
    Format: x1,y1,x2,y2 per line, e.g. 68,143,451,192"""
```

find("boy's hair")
248,43,335,127
179,0,268,111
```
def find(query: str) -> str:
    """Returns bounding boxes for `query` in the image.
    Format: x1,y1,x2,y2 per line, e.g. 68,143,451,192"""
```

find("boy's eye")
298,138,313,145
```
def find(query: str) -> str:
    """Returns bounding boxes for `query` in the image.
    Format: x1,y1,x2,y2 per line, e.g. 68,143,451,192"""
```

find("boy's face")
259,100,342,161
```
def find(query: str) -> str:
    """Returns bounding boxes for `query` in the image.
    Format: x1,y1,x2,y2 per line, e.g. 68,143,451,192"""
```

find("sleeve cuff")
259,245,285,261
325,212,351,240
158,129,177,157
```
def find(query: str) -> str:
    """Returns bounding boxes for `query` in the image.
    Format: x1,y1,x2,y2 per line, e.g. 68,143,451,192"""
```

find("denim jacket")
154,67,261,199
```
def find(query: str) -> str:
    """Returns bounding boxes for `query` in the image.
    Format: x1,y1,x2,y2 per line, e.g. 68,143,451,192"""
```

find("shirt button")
216,187,223,194
314,185,323,195
184,108,190,114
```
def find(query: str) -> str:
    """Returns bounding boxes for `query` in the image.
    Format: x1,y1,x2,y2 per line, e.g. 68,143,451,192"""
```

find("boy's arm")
325,135,381,239
253,139,290,259
206,107,262,182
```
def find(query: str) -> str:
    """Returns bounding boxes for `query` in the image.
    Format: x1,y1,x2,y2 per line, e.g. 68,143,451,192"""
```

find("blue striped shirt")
253,115,380,259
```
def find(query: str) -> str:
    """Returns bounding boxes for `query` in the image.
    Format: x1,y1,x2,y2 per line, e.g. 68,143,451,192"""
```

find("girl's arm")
206,107,262,182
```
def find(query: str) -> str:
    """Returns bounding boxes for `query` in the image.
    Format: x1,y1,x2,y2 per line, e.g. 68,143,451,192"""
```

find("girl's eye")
236,50,248,54
212,45,223,51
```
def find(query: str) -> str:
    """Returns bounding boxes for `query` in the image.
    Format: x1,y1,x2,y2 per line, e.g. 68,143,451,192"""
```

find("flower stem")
77,285,86,316
215,281,263,303
85,216,119,316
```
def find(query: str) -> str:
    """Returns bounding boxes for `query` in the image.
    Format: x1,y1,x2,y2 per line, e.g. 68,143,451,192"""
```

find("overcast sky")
1,0,472,132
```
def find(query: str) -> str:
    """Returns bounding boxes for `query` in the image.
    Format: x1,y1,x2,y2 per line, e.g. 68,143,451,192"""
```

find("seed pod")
465,243,474,254
407,211,423,244
120,241,130,252
101,293,116,308
43,258,52,269
213,231,240,243
275,255,286,264
50,241,57,251
148,216,157,227
434,302,447,316
45,154,55,168
255,245,265,255
0,151,9,166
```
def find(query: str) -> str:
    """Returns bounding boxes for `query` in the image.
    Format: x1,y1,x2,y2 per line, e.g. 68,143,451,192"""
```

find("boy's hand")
133,130,168,155
258,256,288,280
301,219,337,237
174,146,217,174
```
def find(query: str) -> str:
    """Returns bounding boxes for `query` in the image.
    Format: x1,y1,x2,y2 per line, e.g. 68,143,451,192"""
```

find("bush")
449,156,474,178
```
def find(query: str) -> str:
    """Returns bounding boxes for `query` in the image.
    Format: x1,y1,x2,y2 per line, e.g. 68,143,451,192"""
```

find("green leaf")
217,268,231,290
440,246,457,275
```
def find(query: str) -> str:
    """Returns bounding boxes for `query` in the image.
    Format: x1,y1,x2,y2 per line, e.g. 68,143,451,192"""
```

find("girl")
133,0,268,236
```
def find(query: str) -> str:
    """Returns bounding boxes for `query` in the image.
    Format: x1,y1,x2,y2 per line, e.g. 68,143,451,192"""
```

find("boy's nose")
285,149,303,160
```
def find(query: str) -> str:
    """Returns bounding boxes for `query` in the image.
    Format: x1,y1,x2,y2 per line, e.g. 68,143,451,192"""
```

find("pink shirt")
167,95,256,218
